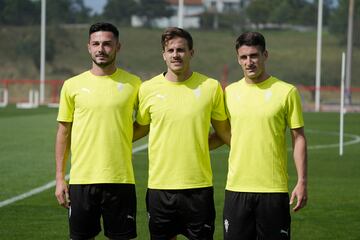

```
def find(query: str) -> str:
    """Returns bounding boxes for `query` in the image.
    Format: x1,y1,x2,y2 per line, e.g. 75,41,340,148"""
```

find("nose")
96,43,105,52
172,50,180,58
245,56,252,65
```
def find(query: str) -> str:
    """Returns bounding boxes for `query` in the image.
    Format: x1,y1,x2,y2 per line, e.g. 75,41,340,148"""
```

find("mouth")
171,60,182,64
246,67,256,72
96,54,108,59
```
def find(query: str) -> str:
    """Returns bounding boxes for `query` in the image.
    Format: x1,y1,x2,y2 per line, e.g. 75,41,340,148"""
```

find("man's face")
162,37,194,75
88,31,120,68
237,45,268,81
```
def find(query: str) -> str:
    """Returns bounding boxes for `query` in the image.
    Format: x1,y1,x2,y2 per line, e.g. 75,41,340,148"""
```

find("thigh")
101,184,137,240
256,193,291,240
69,184,101,240
223,191,256,240
146,189,179,240
181,187,215,240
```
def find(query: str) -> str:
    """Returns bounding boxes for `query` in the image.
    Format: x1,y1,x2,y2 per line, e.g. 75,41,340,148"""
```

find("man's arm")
209,119,231,150
133,121,150,142
55,122,72,209
289,127,308,212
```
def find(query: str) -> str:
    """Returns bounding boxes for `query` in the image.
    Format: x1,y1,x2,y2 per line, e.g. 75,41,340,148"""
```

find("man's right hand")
55,179,70,209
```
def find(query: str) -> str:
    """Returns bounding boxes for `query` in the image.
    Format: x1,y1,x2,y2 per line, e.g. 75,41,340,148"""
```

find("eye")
240,55,247,60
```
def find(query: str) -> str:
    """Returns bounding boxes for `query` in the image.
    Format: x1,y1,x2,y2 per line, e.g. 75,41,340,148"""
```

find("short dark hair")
89,22,119,40
161,27,193,50
235,32,266,53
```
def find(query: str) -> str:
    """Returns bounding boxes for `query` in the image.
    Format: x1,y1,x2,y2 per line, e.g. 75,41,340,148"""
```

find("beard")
92,54,116,68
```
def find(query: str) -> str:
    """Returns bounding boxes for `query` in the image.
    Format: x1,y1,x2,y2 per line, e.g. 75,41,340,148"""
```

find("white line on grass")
306,129,360,149
210,129,360,154
0,144,148,208
2,129,360,208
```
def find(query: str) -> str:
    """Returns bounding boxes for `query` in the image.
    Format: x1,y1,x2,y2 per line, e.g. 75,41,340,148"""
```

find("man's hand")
55,179,70,209
290,181,307,212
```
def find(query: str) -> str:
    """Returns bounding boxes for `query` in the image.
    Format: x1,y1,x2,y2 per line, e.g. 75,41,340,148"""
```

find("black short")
223,191,291,240
68,184,136,240
146,187,215,240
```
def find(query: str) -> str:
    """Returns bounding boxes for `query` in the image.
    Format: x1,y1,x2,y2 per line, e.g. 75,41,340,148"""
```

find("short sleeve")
211,82,228,121
57,82,74,122
135,85,151,125
286,87,304,129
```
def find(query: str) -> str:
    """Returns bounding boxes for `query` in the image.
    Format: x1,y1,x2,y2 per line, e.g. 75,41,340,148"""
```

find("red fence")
0,79,64,104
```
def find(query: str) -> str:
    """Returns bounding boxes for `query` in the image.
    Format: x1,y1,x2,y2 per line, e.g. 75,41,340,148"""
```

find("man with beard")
55,22,141,240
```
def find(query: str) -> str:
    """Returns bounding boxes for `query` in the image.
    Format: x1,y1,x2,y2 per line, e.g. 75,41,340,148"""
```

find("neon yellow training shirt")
136,72,227,189
225,76,304,192
57,69,141,184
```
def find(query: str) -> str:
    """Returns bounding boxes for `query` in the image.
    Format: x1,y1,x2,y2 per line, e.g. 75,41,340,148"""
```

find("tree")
137,0,174,28
245,0,275,27
269,1,294,25
47,0,91,24
102,0,138,25
329,0,360,46
0,0,40,25
0,0,91,25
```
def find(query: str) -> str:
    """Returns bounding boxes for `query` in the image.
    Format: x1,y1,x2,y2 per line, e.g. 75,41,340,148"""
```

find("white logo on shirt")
81,87,91,93
280,229,289,236
193,87,201,98
224,219,229,233
156,94,166,100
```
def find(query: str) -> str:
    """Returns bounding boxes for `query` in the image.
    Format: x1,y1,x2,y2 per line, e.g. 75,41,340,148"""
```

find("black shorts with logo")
69,184,136,240
223,191,291,240
146,187,215,240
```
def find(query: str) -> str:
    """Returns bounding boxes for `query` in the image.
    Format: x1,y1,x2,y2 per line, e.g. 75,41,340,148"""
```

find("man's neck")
164,69,193,82
90,64,117,76
245,72,270,84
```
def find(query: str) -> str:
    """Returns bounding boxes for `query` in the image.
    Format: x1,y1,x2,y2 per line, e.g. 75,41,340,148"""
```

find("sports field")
0,106,359,239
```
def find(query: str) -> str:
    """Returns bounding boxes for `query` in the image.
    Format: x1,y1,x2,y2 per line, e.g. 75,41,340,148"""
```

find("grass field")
0,106,360,239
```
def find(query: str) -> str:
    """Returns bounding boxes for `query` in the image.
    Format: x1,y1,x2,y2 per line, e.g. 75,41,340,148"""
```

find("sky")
83,0,107,14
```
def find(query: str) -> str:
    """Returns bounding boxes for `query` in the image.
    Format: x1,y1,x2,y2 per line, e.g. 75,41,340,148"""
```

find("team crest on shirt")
193,87,201,98
265,90,272,101
117,83,123,91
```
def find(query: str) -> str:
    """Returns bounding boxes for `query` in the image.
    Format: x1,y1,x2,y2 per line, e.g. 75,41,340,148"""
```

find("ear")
263,50,268,60
117,42,121,52
190,49,194,58
162,51,166,61
237,55,241,65
87,43,91,54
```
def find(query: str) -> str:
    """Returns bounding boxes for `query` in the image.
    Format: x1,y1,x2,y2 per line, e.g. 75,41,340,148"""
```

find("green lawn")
0,106,359,239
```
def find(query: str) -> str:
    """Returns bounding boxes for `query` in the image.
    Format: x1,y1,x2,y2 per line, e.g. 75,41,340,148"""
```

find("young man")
222,31,308,240
55,22,141,240
133,27,230,240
